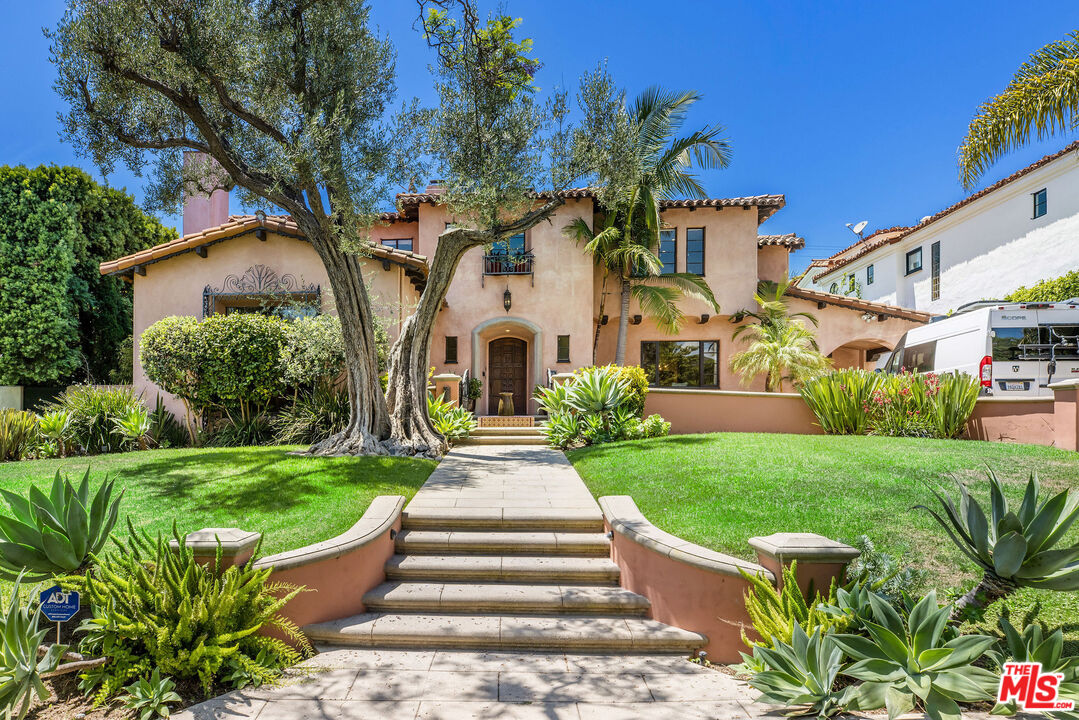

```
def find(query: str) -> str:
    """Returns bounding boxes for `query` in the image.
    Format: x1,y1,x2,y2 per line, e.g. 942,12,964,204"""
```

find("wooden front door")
488,337,527,415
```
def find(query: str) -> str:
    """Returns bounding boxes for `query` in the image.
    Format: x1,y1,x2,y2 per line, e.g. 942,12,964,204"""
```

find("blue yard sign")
39,585,80,623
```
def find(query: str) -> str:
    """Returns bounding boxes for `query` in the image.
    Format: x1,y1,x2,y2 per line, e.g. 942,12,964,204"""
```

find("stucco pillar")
1049,379,1079,452
431,373,463,405
748,532,860,599
169,528,261,571
0,386,23,411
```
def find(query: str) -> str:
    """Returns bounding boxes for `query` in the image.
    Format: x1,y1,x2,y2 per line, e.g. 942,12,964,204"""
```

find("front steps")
459,420,548,446
304,482,706,653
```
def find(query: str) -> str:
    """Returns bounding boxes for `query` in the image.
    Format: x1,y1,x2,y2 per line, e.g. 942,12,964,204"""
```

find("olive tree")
383,0,637,455
49,0,417,455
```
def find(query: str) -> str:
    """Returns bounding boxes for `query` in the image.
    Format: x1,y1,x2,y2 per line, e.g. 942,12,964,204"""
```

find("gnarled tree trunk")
385,199,565,457
300,223,390,456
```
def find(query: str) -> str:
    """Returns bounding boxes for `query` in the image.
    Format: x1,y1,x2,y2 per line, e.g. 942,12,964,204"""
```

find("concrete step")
384,555,621,584
457,435,549,446
470,426,546,436
402,507,603,532
305,612,706,652
362,582,650,615
395,530,611,557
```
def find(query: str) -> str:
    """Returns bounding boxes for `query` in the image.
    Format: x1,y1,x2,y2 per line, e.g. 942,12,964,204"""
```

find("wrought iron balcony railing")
483,252,534,276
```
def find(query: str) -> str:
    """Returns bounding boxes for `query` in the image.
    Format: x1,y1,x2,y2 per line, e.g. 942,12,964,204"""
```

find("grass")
568,433,1079,641
0,446,437,556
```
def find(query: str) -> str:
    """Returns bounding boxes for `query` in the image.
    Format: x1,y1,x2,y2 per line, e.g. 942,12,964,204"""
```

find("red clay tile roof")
784,286,931,323
395,188,786,224
99,215,429,277
813,140,1079,279
757,233,805,249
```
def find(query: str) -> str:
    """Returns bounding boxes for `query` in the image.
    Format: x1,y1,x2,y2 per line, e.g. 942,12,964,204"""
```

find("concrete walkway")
178,446,770,718
176,647,768,719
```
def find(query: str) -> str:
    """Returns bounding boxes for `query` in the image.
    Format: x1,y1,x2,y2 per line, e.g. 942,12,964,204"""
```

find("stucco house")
803,141,1079,314
101,177,928,419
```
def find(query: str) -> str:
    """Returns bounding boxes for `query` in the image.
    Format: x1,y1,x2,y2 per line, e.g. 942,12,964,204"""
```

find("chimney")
182,151,230,236
425,180,445,194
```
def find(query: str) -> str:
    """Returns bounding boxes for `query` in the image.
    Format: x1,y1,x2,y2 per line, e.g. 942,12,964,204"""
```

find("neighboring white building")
803,140,1079,314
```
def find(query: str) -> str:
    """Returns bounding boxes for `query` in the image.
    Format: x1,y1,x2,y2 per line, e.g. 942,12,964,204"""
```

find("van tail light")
979,356,993,387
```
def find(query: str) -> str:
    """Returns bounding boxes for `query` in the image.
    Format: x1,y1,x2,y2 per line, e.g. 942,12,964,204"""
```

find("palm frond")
958,31,1079,189
645,272,720,312
631,284,684,334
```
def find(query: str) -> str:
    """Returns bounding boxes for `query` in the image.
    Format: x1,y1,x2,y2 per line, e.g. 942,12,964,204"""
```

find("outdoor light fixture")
600,315,609,326
631,314,642,325
698,314,710,324
255,209,267,223
503,289,512,312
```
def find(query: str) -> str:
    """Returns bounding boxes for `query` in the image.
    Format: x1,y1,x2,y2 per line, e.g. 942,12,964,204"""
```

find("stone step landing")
402,507,603,532
383,554,622,584
363,581,650,615
457,434,548,446
395,530,611,557
305,613,705,652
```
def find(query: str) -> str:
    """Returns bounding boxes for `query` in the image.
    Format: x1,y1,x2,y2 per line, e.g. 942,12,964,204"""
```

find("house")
803,141,1079,313
101,168,929,419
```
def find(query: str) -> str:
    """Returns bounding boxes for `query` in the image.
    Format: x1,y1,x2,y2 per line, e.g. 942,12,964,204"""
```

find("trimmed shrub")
279,314,345,389
140,316,204,439
199,313,286,421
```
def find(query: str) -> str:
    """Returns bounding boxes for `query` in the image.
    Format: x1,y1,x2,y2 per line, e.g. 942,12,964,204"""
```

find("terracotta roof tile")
100,215,429,277
784,285,931,323
814,140,1079,278
758,233,805,249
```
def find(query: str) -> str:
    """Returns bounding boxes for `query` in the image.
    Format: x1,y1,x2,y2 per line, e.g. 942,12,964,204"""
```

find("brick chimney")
182,151,230,236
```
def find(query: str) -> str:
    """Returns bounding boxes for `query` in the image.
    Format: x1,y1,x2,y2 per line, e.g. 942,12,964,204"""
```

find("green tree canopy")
1005,270,1079,302
0,165,174,385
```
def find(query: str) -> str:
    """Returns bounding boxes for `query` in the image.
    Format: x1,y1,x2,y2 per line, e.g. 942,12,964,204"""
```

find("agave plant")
745,623,853,719
918,469,1079,619
0,575,67,720
426,394,477,442
122,669,181,720
113,405,152,451
0,468,123,580
832,591,999,720
37,411,71,458
985,614,1079,718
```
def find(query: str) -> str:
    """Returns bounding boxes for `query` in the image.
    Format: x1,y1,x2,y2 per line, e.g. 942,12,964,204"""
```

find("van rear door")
1035,308,1079,387
989,309,1042,396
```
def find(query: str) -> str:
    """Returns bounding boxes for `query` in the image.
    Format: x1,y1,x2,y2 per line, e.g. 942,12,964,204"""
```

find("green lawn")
0,446,437,555
568,433,1079,640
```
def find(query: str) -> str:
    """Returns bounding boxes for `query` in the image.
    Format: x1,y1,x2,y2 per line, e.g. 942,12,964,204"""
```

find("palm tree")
729,279,830,392
958,30,1079,189
569,86,731,364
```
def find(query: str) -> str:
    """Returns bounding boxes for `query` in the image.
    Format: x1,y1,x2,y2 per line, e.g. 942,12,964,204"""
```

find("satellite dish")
852,221,868,235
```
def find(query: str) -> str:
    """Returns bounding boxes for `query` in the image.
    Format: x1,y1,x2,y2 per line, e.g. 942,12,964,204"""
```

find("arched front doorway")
488,337,527,415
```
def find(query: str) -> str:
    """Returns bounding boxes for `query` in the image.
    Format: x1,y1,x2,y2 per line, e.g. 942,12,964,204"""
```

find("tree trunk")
385,200,566,457
614,276,631,366
951,572,1016,623
300,224,390,456
592,269,609,365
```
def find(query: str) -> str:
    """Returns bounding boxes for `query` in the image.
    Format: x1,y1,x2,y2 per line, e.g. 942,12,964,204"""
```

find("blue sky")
5,1,1079,272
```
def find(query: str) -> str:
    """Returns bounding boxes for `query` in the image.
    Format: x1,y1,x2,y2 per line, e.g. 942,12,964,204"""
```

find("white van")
882,301,1079,397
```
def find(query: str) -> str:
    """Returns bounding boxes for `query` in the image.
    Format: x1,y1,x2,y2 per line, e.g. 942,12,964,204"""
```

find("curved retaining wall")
599,495,858,663
254,495,405,628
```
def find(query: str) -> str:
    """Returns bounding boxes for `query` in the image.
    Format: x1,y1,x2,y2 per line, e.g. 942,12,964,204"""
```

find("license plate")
1003,381,1027,391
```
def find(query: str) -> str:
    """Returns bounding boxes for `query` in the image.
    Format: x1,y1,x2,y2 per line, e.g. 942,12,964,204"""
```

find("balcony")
483,252,534,276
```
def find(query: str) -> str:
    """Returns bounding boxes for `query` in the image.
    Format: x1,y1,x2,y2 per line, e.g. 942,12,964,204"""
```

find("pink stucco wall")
644,388,822,435
132,230,417,417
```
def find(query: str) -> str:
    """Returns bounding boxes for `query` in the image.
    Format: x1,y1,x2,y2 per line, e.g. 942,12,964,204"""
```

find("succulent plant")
831,591,999,720
0,575,67,720
746,622,852,719
986,614,1079,719
0,468,123,580
122,669,181,720
918,469,1079,618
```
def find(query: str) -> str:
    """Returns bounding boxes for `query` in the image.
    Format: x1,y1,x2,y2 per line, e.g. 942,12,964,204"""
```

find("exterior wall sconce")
631,314,642,325
600,315,609,326
698,314,710,324
503,289,512,312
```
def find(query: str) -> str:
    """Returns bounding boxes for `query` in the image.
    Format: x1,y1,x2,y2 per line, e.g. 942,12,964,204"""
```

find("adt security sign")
39,586,80,623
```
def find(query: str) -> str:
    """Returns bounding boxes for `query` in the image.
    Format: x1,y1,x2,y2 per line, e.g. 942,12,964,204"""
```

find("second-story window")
484,233,532,275
491,233,526,256
931,241,941,301
658,229,676,274
382,238,413,251
1033,188,1047,218
867,264,874,285
905,247,923,275
686,228,705,275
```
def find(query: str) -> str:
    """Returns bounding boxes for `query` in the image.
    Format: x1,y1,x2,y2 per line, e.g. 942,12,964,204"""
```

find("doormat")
478,416,534,428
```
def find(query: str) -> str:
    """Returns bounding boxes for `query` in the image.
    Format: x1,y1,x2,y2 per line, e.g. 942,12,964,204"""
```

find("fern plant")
739,561,849,648
77,521,311,701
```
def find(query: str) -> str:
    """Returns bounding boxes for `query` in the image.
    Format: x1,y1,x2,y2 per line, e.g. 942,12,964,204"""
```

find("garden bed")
568,432,1079,644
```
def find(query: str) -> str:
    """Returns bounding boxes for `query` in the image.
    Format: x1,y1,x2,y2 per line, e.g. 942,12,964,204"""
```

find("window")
847,273,855,293
382,238,413,251
641,340,719,387
445,336,458,364
829,282,839,294
1033,188,1047,218
905,247,923,275
658,229,676,274
930,241,941,300
686,228,705,275
557,335,570,363
491,233,526,256
902,341,936,373
867,264,874,285
993,326,1079,361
